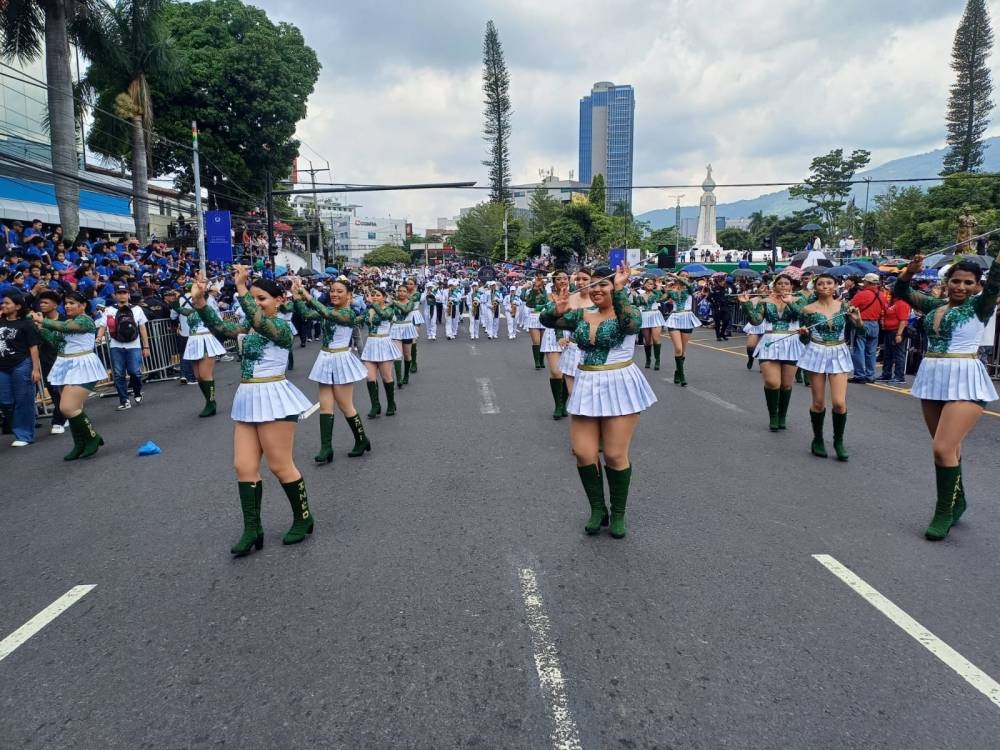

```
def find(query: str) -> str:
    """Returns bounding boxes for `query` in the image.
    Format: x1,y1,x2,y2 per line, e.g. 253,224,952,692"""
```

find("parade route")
2,333,999,749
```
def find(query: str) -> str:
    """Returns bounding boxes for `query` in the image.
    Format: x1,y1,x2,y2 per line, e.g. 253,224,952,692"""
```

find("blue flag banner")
609,248,625,268
205,211,232,263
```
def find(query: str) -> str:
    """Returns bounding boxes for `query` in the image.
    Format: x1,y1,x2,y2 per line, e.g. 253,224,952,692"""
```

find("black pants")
714,309,731,339
434,303,444,324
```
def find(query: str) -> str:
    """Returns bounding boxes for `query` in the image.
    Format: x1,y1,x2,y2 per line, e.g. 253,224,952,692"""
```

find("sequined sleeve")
893,276,945,315
742,299,764,325
41,314,96,334
612,289,641,335
297,296,357,326
973,259,1000,323
240,292,292,347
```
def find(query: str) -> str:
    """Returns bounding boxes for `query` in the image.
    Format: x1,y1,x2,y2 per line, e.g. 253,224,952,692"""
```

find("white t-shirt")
104,304,149,349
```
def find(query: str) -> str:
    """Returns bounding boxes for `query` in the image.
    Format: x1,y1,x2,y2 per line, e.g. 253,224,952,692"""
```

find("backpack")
112,305,140,343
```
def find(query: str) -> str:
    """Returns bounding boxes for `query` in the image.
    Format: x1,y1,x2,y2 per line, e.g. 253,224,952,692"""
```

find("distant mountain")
637,137,1000,229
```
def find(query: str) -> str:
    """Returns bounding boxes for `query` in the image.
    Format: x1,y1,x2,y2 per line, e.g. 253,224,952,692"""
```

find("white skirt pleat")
797,343,853,374
641,310,666,328
47,354,108,385
754,331,806,361
743,321,768,335
231,380,313,422
567,363,658,417
526,311,545,329
540,327,564,353
667,311,700,330
184,333,227,360
390,322,418,340
361,337,402,362
911,358,998,402
559,344,581,377
308,349,367,385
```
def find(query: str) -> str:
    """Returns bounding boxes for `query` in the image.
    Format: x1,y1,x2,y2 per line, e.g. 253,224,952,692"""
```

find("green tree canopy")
716,227,753,250
362,245,411,266
453,202,524,261
789,148,871,236
588,173,606,212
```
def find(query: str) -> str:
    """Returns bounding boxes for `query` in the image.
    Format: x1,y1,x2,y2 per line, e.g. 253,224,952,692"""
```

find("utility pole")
294,160,332,267
191,122,206,275
265,167,276,266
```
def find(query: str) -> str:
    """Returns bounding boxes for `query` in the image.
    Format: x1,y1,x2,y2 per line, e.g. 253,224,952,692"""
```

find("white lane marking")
813,554,1000,709
476,378,499,414
300,402,320,420
518,568,582,750
677,384,747,414
467,344,480,356
0,585,96,663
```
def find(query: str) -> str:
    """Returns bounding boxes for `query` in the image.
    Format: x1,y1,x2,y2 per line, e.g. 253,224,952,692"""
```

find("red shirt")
882,297,911,330
852,288,885,322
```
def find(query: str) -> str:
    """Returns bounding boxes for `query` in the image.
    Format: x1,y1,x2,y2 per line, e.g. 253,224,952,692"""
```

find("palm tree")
1,0,82,241
75,0,177,243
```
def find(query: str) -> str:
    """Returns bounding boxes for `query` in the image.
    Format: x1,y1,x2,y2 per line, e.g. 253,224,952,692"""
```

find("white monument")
694,164,721,252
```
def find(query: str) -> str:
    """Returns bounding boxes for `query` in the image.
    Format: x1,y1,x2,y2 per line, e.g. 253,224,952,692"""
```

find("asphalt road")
2,325,999,749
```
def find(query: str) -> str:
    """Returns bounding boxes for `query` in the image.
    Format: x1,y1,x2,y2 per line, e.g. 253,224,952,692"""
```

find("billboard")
205,210,232,263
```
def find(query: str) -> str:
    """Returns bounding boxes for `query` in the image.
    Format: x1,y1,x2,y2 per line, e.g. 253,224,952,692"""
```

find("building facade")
333,216,407,263
578,82,635,213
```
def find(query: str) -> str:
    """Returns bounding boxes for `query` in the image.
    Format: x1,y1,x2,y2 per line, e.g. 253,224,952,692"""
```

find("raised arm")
973,257,1000,323
196,296,250,339
612,289,642,335
40,314,96,334
894,255,946,315
239,292,293,347
539,304,582,331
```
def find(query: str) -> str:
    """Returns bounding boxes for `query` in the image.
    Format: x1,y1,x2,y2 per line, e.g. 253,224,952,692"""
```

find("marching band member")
446,280,463,340
523,275,548,368
541,263,656,539
743,286,769,370
739,273,804,431
893,254,1000,541
541,270,572,419
390,285,418,386
292,277,371,462
468,282,484,340
504,284,520,340
360,286,401,418
790,273,862,461
633,277,665,370
664,272,700,385
422,282,439,340
189,266,314,557
488,281,503,339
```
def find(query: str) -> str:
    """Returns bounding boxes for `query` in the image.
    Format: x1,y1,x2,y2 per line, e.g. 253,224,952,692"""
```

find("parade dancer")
190,267,314,557
404,277,422,372
791,274,862,461
523,275,548,368
541,264,656,539
174,286,227,417
560,268,592,395
292,278,370,462
893,254,1000,541
633,277,665,370
541,270,572,419
360,287,400,418
422,282,439,340
743,289,769,370
30,291,105,459
664,272,700,385
739,273,805,431
390,286,418,386
446,280,463,340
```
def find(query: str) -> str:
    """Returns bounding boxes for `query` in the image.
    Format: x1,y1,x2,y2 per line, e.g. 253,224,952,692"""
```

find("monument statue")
957,206,978,250
694,165,721,251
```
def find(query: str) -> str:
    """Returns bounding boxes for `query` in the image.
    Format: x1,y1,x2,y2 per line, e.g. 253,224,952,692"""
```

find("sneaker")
50,424,66,434
220,354,235,362
117,400,131,411
11,440,30,447
875,375,892,382
134,394,143,405
179,377,188,385
847,377,865,384
890,378,906,384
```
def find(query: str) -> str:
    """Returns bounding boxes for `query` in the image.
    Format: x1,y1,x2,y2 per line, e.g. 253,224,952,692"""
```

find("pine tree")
588,173,606,212
942,0,995,175
481,20,512,204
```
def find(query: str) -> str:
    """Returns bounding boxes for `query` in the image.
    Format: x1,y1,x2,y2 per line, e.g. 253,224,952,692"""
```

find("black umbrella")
932,253,992,270
297,267,317,276
732,268,760,279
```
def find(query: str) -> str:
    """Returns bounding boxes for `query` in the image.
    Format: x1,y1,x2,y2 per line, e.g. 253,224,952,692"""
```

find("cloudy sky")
252,0,997,232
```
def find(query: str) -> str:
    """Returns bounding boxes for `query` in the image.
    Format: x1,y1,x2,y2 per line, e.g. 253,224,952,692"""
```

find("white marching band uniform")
505,290,520,339
446,285,463,340
422,287,439,340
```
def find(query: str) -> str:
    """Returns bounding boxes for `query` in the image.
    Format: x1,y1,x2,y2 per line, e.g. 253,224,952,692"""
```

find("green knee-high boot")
549,378,565,420
832,411,849,461
795,368,803,383
346,413,371,457
653,343,662,370
925,464,962,541
532,345,543,369
394,359,404,388
746,347,755,370
605,465,632,539
952,460,967,523
198,380,217,417
674,356,687,386
578,464,609,534
644,344,652,368
287,349,294,371
401,359,410,385
63,413,86,461
764,388,780,431
281,477,314,545
801,370,811,387
777,388,792,430
410,341,418,373
366,381,381,418
314,413,334,463
384,381,397,416
231,481,263,556
560,379,569,418
809,409,827,457
77,411,103,459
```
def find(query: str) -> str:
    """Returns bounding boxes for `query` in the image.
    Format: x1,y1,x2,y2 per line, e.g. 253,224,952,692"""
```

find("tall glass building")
578,82,634,213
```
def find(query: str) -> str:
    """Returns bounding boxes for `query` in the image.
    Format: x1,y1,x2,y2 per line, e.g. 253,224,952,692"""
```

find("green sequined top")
522,288,549,312
37,314,97,354
632,290,664,311
742,299,800,332
539,290,641,366
665,277,693,308
294,296,357,347
789,298,856,342
198,292,293,379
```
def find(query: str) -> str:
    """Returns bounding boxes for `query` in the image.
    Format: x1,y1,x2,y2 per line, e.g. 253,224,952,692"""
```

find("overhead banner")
205,210,232,263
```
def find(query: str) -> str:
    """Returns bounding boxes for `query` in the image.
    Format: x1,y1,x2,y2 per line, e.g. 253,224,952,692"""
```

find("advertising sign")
205,210,232,263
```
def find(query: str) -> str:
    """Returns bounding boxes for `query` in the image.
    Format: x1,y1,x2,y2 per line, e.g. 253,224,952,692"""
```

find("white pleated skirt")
743,321,768,335
641,310,666,328
567,363,658,417
232,380,312,422
911,358,998,402
184,332,226,360
361,336,402,362
526,311,545,329
308,349,367,385
47,354,108,385
390,322,418,340
754,331,806,362
797,342,853,374
667,311,700,330
559,343,581,377
540,327,564,353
